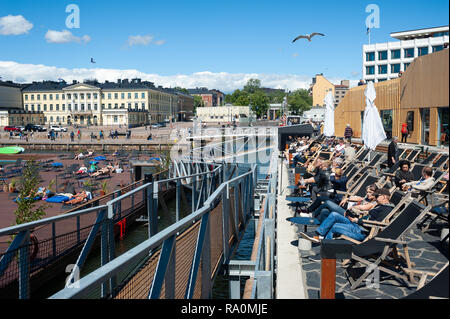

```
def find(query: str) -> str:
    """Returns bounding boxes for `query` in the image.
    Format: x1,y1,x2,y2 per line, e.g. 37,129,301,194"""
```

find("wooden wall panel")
335,49,449,146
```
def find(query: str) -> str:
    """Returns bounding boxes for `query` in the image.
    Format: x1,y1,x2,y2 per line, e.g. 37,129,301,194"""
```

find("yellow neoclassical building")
21,78,189,127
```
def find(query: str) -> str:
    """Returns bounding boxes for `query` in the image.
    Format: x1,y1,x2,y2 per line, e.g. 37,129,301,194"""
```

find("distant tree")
287,89,312,115
235,91,250,106
14,160,47,225
243,79,261,94
174,87,189,95
193,96,204,114
249,91,269,118
268,90,286,104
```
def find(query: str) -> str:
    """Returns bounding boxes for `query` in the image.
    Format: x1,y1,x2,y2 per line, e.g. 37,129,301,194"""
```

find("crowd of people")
283,134,448,245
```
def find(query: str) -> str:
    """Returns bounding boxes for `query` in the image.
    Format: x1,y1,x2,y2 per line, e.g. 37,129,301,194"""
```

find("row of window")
365,45,444,62
24,92,150,101
365,62,411,75
24,102,149,112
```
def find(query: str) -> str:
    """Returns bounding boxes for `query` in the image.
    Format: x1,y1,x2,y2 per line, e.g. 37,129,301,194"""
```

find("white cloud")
127,35,153,46
45,29,91,44
0,60,358,92
0,15,33,35
154,39,166,46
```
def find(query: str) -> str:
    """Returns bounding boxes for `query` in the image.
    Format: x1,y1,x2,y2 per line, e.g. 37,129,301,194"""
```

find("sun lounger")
403,263,449,299
344,200,431,290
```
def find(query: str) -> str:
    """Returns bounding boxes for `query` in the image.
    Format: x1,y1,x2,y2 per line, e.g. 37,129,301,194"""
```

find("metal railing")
49,162,256,299
227,150,278,299
0,165,219,299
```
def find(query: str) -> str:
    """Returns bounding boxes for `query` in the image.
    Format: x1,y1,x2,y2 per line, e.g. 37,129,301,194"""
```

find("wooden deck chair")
355,149,370,163
432,154,449,170
421,152,439,166
343,163,356,177
403,262,449,299
405,149,421,163
416,202,448,236
344,201,431,290
409,163,427,181
379,161,401,186
412,168,447,205
337,175,382,203
340,191,414,244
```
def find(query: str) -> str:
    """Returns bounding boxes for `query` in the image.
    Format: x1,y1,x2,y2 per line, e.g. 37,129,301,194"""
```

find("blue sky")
0,0,449,91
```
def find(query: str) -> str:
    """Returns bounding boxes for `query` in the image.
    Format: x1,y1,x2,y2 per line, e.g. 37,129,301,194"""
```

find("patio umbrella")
362,81,386,161
323,91,335,137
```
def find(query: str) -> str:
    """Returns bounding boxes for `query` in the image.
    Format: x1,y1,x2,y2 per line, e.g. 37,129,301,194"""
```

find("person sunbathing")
65,191,88,205
85,150,94,158
74,152,85,160
74,166,88,175
90,166,111,177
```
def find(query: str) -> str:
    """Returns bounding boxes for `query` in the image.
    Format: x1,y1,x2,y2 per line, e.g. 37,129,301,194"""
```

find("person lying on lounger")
74,152,85,160
74,165,88,175
65,191,88,205
89,166,112,177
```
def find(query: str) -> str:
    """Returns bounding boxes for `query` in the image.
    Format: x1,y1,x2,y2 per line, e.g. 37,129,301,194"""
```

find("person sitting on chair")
394,160,415,189
300,188,393,243
402,166,435,193
310,183,378,222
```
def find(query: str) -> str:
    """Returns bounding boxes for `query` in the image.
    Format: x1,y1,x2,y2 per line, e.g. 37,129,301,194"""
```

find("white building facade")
196,106,256,123
363,26,449,83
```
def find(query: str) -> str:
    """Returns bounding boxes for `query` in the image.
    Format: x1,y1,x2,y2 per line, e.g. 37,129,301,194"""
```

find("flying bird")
90,58,96,63
292,32,325,43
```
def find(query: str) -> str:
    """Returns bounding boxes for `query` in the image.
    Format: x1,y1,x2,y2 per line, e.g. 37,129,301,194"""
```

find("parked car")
24,124,41,132
151,123,162,128
50,125,68,132
17,126,25,132
4,126,20,132
35,125,47,132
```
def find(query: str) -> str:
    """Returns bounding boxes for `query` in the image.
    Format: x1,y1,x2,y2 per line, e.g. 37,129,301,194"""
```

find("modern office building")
334,80,350,108
363,25,449,83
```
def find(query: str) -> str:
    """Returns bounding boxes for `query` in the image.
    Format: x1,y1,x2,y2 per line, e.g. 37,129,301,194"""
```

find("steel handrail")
50,165,256,299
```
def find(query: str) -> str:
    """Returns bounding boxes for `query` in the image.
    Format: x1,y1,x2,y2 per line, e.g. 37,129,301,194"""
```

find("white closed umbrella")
323,91,335,137
362,81,386,160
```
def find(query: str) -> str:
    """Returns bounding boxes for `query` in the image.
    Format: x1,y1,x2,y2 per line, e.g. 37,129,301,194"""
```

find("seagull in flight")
292,32,325,43
90,58,96,64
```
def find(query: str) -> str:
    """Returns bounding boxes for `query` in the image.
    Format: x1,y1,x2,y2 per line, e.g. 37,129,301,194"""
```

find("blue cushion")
46,195,70,203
